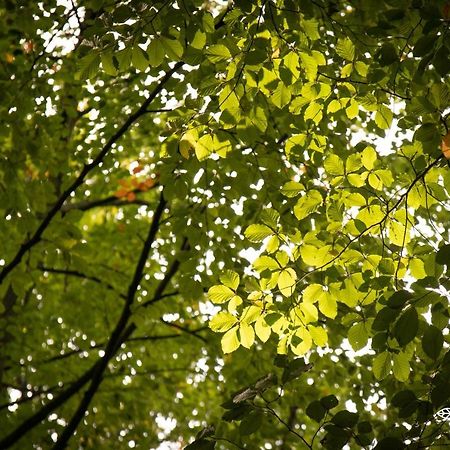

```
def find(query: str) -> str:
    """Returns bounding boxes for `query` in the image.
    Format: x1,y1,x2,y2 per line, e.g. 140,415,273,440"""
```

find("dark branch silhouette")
0,62,183,286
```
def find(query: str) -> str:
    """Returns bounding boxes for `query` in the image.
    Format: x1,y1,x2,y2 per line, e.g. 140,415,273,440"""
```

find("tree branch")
37,265,126,299
52,191,167,449
61,194,152,213
0,62,183,286
0,195,191,449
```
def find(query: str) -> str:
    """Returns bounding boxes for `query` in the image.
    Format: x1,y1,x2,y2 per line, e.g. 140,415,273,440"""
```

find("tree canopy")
1,0,450,449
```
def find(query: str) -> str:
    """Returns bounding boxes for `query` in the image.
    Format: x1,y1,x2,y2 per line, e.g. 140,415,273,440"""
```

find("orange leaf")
127,192,136,201
139,178,156,191
23,41,34,54
441,132,450,159
118,179,129,187
132,165,144,174
114,188,128,198
130,178,140,188
444,3,450,19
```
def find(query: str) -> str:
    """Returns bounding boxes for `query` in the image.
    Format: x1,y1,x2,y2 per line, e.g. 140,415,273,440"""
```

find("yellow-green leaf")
195,134,213,161
318,292,337,318
272,82,292,109
191,30,206,50
304,101,322,124
253,255,279,271
281,181,304,198
239,323,255,348
294,190,322,220
221,326,240,353
255,316,271,342
161,36,184,59
346,99,359,119
324,154,345,176
291,327,312,355
361,146,377,170
301,245,333,267
302,284,323,303
300,302,318,323
336,38,355,61
208,285,235,303
308,325,328,346
278,268,297,297
220,270,239,290
375,105,393,129
244,224,273,242
241,305,261,325
210,312,238,332
206,44,231,62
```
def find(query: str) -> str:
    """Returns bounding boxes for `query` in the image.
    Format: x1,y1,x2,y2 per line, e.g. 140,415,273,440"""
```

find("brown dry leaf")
441,132,450,159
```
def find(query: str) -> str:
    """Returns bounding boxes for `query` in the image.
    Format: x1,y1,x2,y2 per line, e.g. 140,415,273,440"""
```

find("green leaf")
239,411,263,436
131,45,149,71
281,181,304,197
348,322,368,350
210,312,238,332
422,325,444,359
147,39,165,66
208,285,235,304
374,437,405,450
294,190,322,220
101,51,118,75
206,44,231,62
394,307,418,346
191,30,206,50
321,395,339,410
393,352,410,382
306,400,326,423
332,410,359,428
388,290,413,309
377,43,398,66
375,105,393,129
373,351,392,380
336,38,355,61
285,358,313,384
244,224,273,242
185,439,216,450
436,244,450,265
161,36,184,59
271,82,291,109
